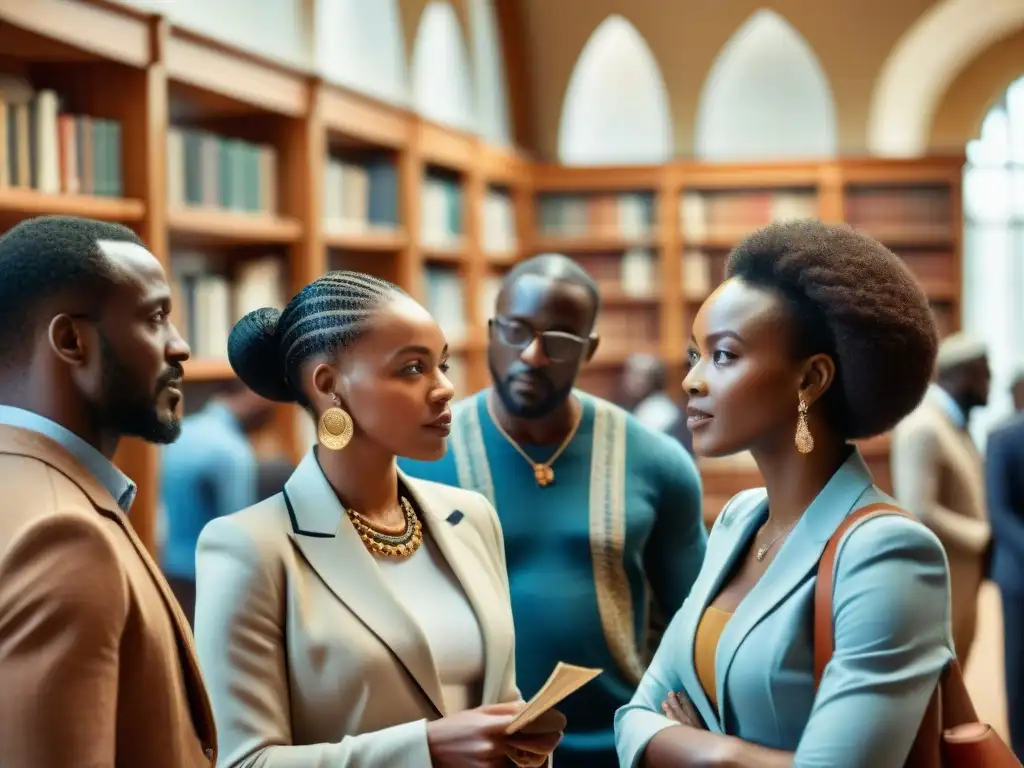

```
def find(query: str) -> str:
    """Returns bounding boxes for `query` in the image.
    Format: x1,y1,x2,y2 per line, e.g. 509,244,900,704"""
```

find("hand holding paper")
506,662,603,735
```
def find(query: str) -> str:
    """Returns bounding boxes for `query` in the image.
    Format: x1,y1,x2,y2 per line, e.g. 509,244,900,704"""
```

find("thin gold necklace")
486,393,582,488
755,518,796,561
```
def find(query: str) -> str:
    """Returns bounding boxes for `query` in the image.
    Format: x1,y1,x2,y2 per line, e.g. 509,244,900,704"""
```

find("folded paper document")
506,662,603,734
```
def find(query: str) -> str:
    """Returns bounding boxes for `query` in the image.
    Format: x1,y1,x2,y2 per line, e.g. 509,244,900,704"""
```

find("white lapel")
283,451,447,715
404,475,514,706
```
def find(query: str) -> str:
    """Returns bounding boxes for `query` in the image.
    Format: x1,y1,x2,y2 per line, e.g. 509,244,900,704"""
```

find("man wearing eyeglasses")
400,253,707,768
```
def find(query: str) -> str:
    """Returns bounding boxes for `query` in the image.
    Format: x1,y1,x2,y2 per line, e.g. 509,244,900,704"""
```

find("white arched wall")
556,15,673,166
314,0,408,105
868,0,1024,157
694,9,837,161
410,1,476,131
468,0,511,145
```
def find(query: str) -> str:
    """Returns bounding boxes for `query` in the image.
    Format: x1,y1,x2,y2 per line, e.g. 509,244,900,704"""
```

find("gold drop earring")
795,396,814,455
318,393,354,451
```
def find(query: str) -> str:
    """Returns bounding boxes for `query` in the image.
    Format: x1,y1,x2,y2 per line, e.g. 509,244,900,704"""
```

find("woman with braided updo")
193,271,564,768
615,221,963,767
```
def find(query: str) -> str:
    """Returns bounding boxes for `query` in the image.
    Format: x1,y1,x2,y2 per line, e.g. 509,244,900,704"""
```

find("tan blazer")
194,450,519,768
891,385,990,661
0,425,217,767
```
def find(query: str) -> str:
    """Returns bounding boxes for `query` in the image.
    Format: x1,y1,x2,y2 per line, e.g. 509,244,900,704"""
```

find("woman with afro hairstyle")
192,271,564,768
615,220,954,767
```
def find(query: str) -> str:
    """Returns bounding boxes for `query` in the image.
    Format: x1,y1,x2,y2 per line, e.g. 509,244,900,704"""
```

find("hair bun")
227,307,294,403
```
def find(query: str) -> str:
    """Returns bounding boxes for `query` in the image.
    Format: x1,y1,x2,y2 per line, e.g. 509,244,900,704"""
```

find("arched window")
557,15,673,166
314,0,408,105
411,0,476,131
694,9,836,161
963,74,1024,443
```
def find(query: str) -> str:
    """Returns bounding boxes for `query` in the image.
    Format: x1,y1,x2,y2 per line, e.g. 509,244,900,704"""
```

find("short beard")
488,358,575,420
95,335,182,444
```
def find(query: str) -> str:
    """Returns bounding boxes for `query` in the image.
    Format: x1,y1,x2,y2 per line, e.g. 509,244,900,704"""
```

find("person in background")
0,216,216,766
160,382,277,625
1011,369,1024,413
622,352,693,453
401,254,707,768
985,390,1024,759
194,271,564,768
615,220,952,767
891,332,991,666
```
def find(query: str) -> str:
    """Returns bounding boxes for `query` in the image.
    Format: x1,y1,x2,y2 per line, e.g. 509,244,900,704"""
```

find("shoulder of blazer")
715,486,768,531
197,492,293,565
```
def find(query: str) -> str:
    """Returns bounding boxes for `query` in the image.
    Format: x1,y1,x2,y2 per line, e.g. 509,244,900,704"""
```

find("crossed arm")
616,517,951,768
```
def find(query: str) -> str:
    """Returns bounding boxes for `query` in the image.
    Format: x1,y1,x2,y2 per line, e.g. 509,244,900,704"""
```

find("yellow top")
693,605,733,711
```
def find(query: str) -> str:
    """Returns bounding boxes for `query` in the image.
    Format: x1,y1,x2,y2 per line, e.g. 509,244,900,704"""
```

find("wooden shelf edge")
168,207,302,244
183,358,235,381
0,0,151,68
422,247,466,264
0,188,145,221
325,229,408,252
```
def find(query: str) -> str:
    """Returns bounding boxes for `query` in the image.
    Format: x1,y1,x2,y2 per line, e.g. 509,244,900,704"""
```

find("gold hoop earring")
795,397,814,455
318,395,353,451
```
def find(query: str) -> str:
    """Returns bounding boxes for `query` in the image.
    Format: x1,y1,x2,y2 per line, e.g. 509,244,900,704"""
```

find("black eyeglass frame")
488,317,592,363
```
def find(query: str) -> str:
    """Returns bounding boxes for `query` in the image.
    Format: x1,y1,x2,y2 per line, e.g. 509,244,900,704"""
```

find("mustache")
506,365,552,386
157,364,184,389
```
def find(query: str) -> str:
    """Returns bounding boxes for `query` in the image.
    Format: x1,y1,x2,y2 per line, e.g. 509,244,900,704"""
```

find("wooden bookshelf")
529,158,965,517
0,0,963,551
0,0,529,557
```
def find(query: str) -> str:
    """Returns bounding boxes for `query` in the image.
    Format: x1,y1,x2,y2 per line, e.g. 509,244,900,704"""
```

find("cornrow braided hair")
228,271,406,406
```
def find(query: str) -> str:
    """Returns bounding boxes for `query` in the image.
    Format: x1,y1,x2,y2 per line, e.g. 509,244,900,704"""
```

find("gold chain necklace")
486,393,582,488
755,519,796,561
347,497,423,559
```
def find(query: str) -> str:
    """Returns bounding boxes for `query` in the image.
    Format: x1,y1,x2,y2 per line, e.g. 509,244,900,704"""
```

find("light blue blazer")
615,450,954,768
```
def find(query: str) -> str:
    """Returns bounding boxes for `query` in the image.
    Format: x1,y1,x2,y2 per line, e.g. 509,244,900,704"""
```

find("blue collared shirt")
930,383,967,429
160,402,257,580
0,405,137,512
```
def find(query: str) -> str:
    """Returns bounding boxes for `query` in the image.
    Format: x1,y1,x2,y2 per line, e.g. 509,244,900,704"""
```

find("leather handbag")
813,502,1021,767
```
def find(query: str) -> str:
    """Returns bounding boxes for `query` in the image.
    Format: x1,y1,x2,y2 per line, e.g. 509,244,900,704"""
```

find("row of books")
679,190,818,242
0,80,122,196
169,255,286,360
324,156,399,234
846,187,953,239
167,127,278,214
566,250,660,298
322,158,517,253
537,192,655,239
422,174,464,250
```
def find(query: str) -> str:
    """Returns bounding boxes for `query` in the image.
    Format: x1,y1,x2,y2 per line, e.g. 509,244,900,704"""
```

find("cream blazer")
194,450,519,768
891,384,990,661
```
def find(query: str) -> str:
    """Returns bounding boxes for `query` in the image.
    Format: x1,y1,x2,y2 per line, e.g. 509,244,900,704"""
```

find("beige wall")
517,0,939,159
930,28,1024,152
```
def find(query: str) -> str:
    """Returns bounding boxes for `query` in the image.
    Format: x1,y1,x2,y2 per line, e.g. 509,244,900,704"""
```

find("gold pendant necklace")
347,497,423,558
486,393,582,488
755,519,795,561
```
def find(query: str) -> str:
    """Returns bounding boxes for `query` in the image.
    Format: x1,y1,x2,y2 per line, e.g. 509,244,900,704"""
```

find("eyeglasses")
490,317,589,363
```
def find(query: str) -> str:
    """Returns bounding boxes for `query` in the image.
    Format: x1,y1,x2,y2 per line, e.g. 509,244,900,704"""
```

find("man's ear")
585,333,600,363
47,314,89,366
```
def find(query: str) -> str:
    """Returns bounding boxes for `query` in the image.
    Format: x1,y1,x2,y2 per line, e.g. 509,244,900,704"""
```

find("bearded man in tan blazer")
0,216,216,766
891,332,992,665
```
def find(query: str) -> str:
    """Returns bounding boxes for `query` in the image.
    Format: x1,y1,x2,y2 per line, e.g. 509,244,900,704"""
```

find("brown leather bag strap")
813,502,980,767
813,502,912,686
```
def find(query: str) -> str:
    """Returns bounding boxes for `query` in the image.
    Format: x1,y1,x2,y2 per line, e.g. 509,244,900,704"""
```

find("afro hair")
726,219,938,440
